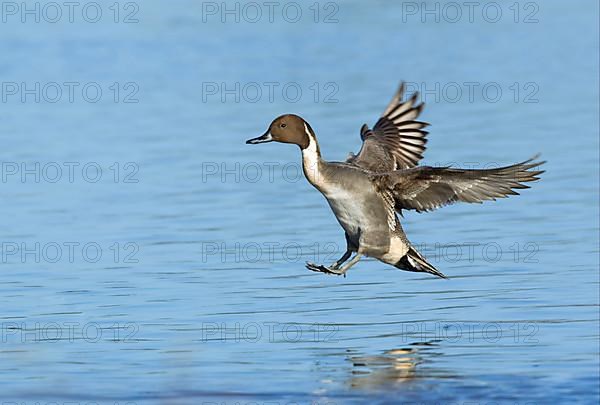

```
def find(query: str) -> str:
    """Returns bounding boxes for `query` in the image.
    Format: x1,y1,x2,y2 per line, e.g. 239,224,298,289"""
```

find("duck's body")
247,83,544,278
302,142,415,270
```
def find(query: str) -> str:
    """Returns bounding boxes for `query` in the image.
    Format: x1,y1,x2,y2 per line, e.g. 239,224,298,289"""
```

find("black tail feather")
395,247,447,279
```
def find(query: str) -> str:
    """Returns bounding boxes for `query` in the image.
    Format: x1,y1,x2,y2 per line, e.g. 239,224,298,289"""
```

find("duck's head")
246,114,312,149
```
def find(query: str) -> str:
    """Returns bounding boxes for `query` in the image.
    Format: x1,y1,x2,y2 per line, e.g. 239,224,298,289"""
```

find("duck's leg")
305,249,350,273
306,233,358,276
306,253,362,277
330,249,352,269
328,253,362,276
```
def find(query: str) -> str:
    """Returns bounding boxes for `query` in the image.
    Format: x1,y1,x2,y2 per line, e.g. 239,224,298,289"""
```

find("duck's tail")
395,246,447,279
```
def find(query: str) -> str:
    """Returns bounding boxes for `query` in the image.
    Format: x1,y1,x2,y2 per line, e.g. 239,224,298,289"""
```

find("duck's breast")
319,169,391,248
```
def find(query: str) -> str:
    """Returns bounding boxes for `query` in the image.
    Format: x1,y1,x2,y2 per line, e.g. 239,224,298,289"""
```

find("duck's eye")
280,123,287,128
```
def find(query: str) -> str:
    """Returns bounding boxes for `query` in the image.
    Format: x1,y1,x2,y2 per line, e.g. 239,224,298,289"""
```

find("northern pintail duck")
246,83,544,278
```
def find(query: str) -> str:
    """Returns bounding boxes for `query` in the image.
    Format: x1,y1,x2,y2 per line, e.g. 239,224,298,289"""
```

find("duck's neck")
301,124,323,186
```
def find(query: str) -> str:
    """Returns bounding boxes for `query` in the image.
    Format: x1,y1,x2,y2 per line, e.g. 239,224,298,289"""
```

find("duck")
246,83,544,278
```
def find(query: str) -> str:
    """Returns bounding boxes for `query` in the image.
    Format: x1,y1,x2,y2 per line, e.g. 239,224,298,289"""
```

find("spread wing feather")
347,83,429,173
370,156,545,213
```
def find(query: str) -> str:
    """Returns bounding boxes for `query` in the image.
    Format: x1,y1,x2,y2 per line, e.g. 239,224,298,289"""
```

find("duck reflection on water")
347,341,450,390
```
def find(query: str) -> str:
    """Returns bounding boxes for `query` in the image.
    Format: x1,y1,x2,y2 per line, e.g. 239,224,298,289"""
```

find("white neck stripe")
303,123,312,142
301,122,321,185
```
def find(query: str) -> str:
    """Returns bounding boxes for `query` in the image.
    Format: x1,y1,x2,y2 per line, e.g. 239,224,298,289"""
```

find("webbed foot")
306,261,347,277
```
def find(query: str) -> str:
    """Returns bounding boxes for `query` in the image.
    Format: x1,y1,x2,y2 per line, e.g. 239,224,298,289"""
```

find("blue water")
0,1,598,404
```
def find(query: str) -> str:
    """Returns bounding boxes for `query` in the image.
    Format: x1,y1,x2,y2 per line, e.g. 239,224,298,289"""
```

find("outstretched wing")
347,82,429,173
371,156,545,213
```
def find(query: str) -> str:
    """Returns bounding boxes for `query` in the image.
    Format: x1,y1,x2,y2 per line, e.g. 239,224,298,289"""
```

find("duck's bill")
246,131,272,144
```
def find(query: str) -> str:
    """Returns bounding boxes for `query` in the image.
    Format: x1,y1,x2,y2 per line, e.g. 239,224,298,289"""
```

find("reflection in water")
347,341,447,390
